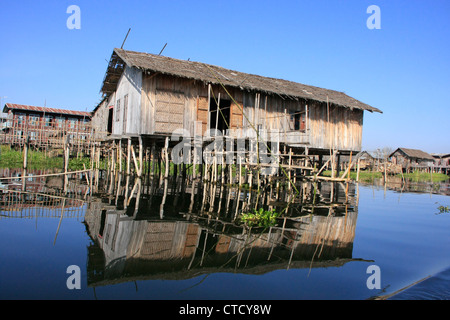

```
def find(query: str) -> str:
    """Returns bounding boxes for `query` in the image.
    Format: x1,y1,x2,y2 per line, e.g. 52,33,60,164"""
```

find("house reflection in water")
83,178,362,287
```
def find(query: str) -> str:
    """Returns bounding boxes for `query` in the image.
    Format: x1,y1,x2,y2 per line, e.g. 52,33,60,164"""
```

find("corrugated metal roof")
3,103,91,117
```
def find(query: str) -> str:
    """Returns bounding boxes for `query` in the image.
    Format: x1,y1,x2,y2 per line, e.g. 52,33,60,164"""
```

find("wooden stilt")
127,138,131,175
63,135,70,193
356,158,361,182
138,136,143,176
119,140,123,173
164,136,169,179
22,135,29,191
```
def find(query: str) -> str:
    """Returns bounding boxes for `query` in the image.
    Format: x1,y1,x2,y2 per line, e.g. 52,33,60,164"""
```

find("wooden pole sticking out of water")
22,135,29,191
64,135,70,193
356,158,361,182
23,135,29,172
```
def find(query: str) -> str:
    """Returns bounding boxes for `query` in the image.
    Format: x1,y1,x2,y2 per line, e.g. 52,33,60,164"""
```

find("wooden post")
151,142,156,176
164,136,169,179
158,149,163,185
127,138,131,175
239,155,242,187
192,145,197,179
207,84,211,131
215,93,220,135
111,145,116,176
131,145,139,176
336,152,341,178
119,140,123,173
23,135,29,172
95,147,100,189
138,136,143,176
22,135,29,191
347,151,352,181
90,144,95,172
63,135,70,193
288,148,292,190
356,158,361,182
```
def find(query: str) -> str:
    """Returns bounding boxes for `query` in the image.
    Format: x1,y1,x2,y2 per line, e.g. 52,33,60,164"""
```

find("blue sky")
1,1,449,153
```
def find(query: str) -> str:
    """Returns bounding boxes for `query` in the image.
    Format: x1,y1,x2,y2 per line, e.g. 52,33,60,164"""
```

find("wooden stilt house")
94,48,381,162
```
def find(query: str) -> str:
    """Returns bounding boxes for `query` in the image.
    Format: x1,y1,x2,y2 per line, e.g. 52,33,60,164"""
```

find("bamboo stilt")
164,136,169,179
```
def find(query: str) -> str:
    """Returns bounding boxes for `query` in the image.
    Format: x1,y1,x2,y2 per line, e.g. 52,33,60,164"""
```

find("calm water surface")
0,172,449,300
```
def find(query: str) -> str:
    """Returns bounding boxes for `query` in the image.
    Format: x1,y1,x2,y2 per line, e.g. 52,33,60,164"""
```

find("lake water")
0,170,449,300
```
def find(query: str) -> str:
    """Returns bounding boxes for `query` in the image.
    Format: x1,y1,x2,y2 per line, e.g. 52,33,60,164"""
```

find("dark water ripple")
388,267,450,300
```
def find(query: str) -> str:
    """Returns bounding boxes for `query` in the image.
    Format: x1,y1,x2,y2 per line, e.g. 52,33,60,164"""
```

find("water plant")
239,208,280,228
437,205,450,215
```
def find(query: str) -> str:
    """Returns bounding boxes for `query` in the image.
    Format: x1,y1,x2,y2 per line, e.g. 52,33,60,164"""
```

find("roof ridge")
116,48,345,93
110,48,382,113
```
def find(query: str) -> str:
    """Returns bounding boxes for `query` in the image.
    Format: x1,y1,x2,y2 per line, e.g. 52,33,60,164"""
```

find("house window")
45,116,53,127
68,118,77,129
209,97,230,133
78,118,89,131
29,115,40,126
17,114,25,125
116,99,121,122
290,112,306,132
55,117,65,128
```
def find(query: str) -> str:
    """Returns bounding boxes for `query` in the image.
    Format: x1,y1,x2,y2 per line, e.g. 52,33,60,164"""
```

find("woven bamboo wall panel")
155,90,185,133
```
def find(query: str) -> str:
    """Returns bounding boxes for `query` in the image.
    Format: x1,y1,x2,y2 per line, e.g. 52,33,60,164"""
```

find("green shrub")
240,208,280,228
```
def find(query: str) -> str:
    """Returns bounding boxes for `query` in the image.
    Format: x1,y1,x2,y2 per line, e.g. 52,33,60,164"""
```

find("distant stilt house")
432,153,450,166
1,103,92,149
356,151,383,170
389,148,435,173
431,153,450,174
93,48,382,174
91,96,112,141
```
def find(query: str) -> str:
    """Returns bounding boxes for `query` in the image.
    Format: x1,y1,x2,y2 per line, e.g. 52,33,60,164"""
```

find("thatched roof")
390,148,434,160
101,48,382,113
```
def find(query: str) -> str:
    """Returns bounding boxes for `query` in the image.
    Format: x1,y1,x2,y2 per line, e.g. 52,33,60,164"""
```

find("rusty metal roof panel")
3,103,91,117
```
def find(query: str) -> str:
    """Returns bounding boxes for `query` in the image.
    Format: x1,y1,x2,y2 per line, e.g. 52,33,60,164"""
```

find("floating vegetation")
436,205,450,215
239,208,280,228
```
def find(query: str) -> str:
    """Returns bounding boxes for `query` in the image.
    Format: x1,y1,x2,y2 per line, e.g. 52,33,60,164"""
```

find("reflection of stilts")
115,173,122,206
53,199,66,245
94,133,361,226
160,177,168,219
133,178,142,217
123,175,130,209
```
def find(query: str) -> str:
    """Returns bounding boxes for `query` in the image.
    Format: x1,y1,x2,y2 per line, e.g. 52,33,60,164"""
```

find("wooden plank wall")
137,70,363,152
308,102,363,152
114,65,142,135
